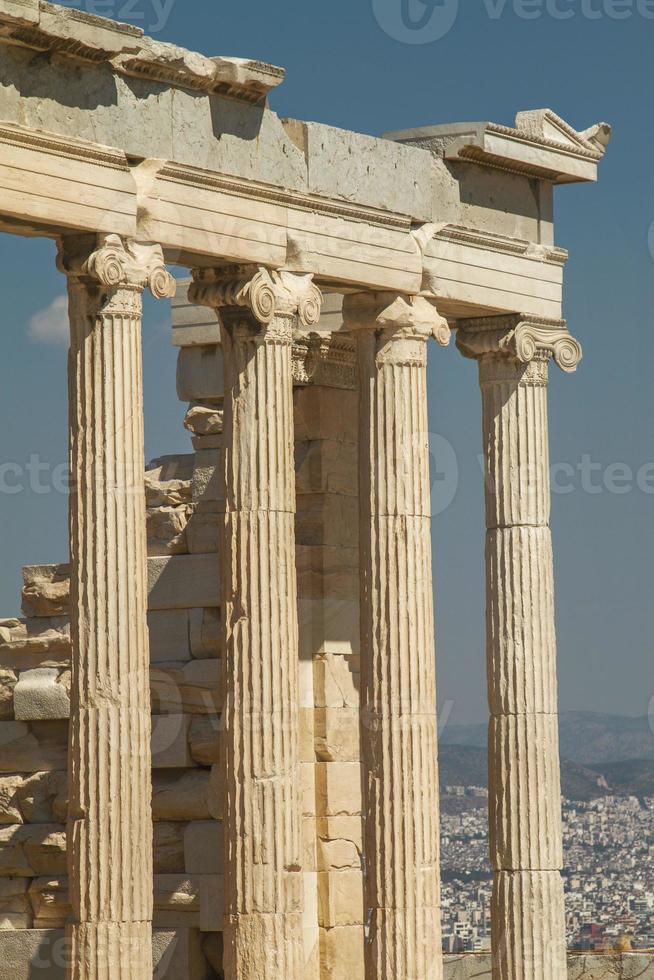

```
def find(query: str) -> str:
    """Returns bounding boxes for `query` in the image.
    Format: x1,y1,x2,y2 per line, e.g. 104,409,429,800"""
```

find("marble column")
457,316,583,980
57,234,176,980
343,292,450,980
190,266,322,980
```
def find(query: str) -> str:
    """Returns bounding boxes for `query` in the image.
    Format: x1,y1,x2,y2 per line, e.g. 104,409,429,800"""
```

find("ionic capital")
58,234,176,299
190,265,323,329
342,291,451,347
456,314,582,374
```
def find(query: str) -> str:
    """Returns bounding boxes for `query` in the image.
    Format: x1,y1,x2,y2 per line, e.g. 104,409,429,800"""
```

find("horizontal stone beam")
0,120,566,315
0,608,220,672
27,873,223,931
1,660,220,721
20,555,220,619
0,767,220,824
0,715,219,773
0,821,222,881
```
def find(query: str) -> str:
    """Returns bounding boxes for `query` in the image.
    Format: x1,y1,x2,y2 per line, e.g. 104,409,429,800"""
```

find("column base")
66,921,152,979
491,871,566,980
223,912,304,980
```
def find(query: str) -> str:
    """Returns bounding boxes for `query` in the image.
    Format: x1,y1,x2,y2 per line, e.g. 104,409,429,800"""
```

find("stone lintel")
0,117,569,311
386,109,611,185
0,1,284,103
21,555,221,617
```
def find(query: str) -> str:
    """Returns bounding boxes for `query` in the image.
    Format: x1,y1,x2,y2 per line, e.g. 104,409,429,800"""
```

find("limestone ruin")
0,1,626,978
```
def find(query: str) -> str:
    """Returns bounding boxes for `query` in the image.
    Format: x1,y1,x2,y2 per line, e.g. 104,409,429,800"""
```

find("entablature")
387,110,611,185
0,1,610,324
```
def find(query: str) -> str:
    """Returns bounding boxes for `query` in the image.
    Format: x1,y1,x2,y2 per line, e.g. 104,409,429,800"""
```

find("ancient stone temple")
0,2,614,978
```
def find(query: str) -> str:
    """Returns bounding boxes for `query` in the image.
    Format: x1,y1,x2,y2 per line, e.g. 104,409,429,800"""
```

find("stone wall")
295,384,363,979
0,296,638,979
0,448,224,978
0,315,367,977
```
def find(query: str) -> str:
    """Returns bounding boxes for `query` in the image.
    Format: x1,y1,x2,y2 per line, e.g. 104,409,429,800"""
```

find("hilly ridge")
441,711,654,764
439,712,654,801
439,745,615,802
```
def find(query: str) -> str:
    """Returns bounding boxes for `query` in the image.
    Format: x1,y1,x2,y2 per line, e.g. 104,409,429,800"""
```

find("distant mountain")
439,745,487,789
441,711,654,766
592,758,654,797
558,713,654,765
439,745,616,802
440,723,487,750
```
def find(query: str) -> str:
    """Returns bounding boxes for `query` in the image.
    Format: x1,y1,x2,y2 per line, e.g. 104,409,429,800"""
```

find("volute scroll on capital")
189,265,323,331
456,314,583,374
57,233,176,299
342,291,452,348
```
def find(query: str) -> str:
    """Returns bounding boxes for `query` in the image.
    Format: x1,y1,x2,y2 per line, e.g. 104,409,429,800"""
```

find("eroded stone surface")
0,7,609,978
342,292,447,980
21,569,69,620
13,670,70,723
457,316,582,980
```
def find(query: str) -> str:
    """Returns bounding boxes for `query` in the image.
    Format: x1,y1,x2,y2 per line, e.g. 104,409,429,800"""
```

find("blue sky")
1,0,653,725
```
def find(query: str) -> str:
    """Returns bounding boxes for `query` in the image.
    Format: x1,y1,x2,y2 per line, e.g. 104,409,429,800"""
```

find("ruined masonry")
0,1,616,978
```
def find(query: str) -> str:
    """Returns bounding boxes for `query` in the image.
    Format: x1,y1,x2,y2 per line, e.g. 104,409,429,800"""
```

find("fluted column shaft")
344,292,450,980
458,317,583,980
191,266,322,980
59,235,175,980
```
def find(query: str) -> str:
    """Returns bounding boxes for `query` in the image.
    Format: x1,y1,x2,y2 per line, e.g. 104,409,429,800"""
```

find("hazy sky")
1,0,652,725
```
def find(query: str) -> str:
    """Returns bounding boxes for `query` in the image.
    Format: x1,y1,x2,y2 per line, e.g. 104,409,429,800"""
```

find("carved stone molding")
58,233,176,299
190,265,323,330
343,290,451,348
291,332,357,389
456,314,582,374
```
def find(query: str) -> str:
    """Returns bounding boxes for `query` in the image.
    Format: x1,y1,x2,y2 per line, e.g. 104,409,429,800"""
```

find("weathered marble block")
21,555,222,619
0,772,67,825
152,768,221,823
13,670,70,723
26,874,224,931
147,505,190,556
151,660,221,716
0,719,213,776
0,878,31,930
20,568,69,620
0,825,66,878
